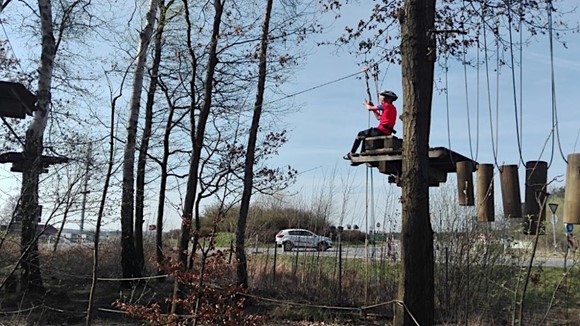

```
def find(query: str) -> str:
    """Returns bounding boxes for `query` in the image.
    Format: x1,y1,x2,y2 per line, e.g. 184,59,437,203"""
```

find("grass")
213,232,235,247
1,234,579,325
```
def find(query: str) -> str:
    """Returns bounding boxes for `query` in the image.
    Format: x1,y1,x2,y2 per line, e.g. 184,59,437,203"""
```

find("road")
251,244,578,268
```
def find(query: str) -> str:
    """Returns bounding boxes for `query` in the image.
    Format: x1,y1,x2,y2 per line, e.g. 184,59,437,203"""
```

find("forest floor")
0,279,386,326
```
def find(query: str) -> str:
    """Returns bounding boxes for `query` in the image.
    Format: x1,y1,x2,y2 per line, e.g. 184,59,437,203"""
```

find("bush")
201,204,331,244
338,230,367,244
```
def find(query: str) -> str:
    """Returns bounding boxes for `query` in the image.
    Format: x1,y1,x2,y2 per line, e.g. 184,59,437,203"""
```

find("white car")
275,228,333,252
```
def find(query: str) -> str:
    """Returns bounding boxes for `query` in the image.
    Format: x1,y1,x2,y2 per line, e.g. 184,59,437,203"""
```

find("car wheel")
317,242,328,252
283,241,294,252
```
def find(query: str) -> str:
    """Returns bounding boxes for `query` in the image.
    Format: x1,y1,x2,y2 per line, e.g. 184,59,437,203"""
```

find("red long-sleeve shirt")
376,102,397,135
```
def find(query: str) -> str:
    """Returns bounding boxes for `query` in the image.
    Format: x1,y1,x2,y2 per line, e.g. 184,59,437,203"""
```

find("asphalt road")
251,244,578,268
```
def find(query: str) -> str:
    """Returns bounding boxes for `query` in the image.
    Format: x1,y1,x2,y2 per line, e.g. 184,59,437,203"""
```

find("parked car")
275,228,333,252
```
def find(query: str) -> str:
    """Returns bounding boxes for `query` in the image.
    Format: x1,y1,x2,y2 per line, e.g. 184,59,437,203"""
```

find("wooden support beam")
0,151,69,174
350,145,476,188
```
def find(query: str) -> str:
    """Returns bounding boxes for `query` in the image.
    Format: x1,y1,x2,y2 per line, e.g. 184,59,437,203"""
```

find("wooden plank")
364,135,402,152
348,145,477,188
1,151,69,174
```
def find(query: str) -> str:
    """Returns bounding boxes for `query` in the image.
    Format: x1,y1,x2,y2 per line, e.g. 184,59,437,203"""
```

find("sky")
1,1,579,232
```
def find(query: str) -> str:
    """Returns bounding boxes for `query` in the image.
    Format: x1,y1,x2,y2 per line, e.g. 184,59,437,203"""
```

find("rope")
546,0,556,168
462,30,475,161
475,26,481,162
373,63,381,103
444,55,454,161
519,0,525,165
494,17,500,168
370,166,376,254
363,61,372,304
1,115,26,147
98,293,421,326
547,0,568,165
364,67,373,104
268,55,392,108
482,8,500,170
507,0,526,166
364,155,370,303
267,69,366,106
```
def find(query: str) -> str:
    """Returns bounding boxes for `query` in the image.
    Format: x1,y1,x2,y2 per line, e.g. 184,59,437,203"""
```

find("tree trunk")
86,70,125,326
135,0,169,274
395,0,436,325
19,0,57,293
236,0,273,288
171,0,223,312
178,0,223,267
155,100,175,276
120,0,158,282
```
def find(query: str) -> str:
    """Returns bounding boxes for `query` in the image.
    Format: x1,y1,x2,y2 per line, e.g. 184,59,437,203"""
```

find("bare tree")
86,66,132,325
135,0,174,274
120,0,158,282
17,0,57,293
235,0,274,288
176,0,222,267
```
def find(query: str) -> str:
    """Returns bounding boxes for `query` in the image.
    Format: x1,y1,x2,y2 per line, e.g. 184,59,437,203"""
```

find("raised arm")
363,99,381,120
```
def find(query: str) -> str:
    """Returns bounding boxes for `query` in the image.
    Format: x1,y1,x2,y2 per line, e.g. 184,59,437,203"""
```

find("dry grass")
1,234,579,325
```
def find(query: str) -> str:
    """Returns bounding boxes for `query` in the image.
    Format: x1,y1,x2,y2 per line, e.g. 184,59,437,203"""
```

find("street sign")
566,224,574,233
551,215,558,225
548,203,558,214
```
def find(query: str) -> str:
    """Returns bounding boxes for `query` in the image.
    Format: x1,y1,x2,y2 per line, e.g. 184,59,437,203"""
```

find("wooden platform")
0,81,36,119
349,136,477,187
0,151,69,173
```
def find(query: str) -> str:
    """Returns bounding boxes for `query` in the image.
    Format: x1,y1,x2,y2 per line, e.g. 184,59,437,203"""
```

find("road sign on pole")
551,214,558,249
548,203,558,214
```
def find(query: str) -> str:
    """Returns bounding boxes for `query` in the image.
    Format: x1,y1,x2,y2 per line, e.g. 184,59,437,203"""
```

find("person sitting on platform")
343,90,398,160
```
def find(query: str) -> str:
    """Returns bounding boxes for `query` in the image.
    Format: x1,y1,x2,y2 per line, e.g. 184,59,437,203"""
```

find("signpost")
548,203,558,249
565,223,575,253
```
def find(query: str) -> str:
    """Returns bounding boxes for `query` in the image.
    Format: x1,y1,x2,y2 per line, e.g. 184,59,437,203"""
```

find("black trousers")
350,127,386,153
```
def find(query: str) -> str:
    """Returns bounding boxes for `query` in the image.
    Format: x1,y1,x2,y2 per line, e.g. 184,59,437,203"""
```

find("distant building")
0,223,58,238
